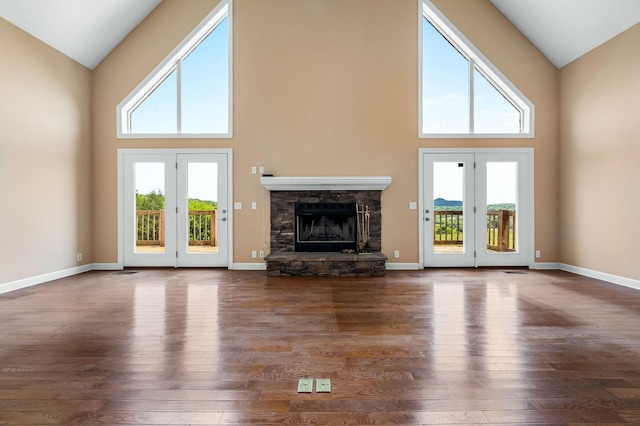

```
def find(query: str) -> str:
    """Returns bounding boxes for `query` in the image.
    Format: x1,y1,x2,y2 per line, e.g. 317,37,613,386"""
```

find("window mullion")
177,61,182,133
468,60,474,134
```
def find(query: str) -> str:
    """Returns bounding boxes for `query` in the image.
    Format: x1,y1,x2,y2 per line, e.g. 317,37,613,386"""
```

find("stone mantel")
260,176,392,191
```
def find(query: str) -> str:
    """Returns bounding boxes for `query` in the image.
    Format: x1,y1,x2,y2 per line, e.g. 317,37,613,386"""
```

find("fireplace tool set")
356,203,371,253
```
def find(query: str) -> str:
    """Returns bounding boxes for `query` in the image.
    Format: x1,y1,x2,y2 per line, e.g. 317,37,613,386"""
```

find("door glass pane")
486,162,517,253
187,163,218,253
135,163,165,253
433,162,465,254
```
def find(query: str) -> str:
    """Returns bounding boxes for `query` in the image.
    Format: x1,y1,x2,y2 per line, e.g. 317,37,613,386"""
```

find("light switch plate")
234,202,242,210
409,202,417,210
297,378,313,393
316,378,331,393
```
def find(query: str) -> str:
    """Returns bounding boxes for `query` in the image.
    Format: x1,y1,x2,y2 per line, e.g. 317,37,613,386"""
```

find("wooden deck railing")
486,209,516,252
433,209,516,252
188,210,218,246
434,210,464,244
137,210,165,246
136,210,217,246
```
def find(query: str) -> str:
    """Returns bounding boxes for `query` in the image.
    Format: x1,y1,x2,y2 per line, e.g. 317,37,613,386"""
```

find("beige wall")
92,0,559,265
0,18,92,284
559,23,640,280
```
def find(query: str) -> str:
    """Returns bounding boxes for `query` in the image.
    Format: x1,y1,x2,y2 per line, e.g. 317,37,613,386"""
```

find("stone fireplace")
261,176,391,277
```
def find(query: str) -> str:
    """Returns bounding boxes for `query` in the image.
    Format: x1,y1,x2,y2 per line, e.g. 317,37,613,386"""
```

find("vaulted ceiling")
0,0,162,69
0,0,639,70
490,0,640,68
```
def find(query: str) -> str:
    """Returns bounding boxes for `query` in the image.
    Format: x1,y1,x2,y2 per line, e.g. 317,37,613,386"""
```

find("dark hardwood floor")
2,268,640,424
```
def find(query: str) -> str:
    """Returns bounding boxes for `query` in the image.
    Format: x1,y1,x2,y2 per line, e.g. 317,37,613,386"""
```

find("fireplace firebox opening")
295,202,357,252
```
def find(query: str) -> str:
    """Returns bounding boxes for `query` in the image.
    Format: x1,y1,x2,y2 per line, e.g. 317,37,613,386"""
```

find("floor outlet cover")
297,378,313,393
316,378,331,393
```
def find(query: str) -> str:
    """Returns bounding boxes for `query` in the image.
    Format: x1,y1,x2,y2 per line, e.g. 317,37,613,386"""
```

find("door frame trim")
117,148,233,269
418,148,535,269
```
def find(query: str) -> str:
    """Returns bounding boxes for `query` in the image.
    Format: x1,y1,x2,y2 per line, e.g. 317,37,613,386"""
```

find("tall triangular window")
118,0,231,138
420,0,533,137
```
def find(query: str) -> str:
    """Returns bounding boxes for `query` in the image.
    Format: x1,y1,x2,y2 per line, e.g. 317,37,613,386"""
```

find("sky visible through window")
135,163,165,196
130,17,229,134
423,19,469,133
422,18,520,134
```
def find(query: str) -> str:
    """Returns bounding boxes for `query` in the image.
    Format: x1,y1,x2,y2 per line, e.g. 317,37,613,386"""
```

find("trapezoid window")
118,0,231,138
420,0,533,138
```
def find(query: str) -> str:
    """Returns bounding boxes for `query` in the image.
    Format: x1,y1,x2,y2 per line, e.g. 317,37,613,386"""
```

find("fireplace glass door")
295,203,357,252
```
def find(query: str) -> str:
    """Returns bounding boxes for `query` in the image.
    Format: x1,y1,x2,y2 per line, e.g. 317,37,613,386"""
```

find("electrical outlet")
259,250,265,258
394,250,400,259
76,253,83,262
535,250,541,258
251,251,257,258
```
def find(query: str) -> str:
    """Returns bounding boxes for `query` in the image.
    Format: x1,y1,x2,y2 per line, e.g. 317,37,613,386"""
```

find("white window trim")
117,0,233,139
418,0,534,139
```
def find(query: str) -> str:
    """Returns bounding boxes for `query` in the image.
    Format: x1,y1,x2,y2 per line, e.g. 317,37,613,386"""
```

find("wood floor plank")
1,269,640,424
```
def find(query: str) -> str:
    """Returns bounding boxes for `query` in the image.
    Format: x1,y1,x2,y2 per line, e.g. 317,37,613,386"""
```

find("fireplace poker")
365,205,370,243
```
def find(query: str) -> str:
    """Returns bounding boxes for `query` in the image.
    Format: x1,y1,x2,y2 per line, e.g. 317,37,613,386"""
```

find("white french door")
120,149,231,268
423,153,476,267
421,149,533,268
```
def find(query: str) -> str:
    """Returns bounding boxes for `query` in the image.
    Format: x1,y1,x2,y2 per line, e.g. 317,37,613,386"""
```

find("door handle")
219,217,227,222
425,217,431,221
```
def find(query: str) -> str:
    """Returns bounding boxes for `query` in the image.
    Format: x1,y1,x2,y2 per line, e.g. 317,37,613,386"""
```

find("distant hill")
487,203,515,211
434,198,462,207
434,198,515,211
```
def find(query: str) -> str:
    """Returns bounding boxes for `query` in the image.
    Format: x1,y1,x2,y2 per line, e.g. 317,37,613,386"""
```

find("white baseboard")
386,263,421,270
5,262,638,297
559,263,640,291
0,264,93,296
232,263,267,271
92,263,122,271
532,262,560,270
